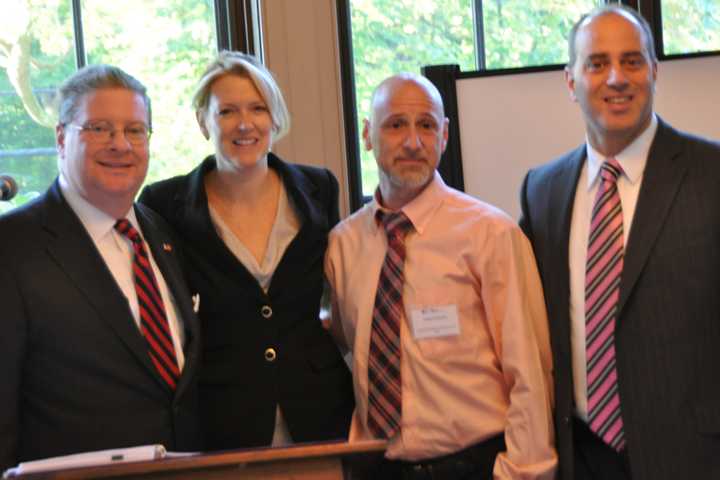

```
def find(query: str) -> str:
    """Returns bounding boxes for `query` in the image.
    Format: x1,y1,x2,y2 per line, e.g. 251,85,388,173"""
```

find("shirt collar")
585,113,658,190
370,171,446,236
59,173,138,243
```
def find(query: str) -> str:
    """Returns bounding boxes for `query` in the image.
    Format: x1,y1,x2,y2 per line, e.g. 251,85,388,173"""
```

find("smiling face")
566,11,657,155
56,87,149,218
198,74,273,173
363,76,448,207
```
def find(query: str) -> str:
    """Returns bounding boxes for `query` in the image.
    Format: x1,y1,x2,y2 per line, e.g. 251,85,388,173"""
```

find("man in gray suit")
0,65,201,472
520,5,720,480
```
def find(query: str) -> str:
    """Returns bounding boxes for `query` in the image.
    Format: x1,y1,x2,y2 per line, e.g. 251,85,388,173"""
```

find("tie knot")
114,218,141,244
377,210,413,240
600,158,623,183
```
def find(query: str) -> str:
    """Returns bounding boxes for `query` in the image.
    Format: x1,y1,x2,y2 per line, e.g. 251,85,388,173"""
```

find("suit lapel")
41,181,161,385
619,119,687,314
267,155,326,297
136,204,200,399
547,145,586,365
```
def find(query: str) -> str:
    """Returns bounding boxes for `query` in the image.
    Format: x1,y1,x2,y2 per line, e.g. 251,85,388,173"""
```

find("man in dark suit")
520,5,720,480
0,65,201,472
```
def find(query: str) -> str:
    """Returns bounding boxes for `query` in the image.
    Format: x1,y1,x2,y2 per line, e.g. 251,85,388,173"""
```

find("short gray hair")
567,4,657,69
192,50,290,142
57,64,151,129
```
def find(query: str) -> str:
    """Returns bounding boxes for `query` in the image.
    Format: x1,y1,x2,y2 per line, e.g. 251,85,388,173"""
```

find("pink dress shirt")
325,172,557,479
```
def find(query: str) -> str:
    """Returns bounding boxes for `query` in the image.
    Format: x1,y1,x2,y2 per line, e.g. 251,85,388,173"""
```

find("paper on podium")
3,444,167,477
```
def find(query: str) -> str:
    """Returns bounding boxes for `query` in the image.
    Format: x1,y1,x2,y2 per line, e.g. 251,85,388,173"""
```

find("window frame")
67,0,254,70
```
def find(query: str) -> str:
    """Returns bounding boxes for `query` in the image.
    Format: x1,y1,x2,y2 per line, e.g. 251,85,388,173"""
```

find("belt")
387,434,506,480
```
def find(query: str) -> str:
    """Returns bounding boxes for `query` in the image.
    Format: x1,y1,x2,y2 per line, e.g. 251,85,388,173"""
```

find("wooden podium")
11,441,387,480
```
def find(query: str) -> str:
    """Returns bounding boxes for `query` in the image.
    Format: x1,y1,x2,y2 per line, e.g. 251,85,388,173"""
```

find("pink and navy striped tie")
585,158,626,451
115,219,180,390
367,210,413,439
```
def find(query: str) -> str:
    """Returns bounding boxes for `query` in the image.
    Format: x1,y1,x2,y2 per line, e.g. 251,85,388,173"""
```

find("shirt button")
261,305,273,318
264,348,277,362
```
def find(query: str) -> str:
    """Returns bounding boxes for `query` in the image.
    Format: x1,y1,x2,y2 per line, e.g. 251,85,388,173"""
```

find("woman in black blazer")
139,51,354,450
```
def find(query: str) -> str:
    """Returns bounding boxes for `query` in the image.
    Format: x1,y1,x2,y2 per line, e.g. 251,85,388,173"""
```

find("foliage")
662,0,720,55
350,0,475,196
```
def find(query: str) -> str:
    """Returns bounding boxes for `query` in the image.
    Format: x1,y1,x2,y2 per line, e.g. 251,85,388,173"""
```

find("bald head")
567,4,656,69
363,73,449,210
369,73,445,123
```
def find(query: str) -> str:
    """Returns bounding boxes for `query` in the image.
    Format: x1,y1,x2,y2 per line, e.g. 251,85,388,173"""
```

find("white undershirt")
59,175,185,371
568,114,657,421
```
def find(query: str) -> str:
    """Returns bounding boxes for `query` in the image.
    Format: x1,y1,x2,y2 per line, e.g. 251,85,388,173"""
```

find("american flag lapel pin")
162,243,173,252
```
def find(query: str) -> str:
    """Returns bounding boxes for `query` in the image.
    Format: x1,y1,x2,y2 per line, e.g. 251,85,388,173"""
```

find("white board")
456,56,720,219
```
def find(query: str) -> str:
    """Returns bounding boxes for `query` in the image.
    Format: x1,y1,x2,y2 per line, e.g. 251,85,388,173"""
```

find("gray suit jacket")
0,180,201,472
519,118,720,480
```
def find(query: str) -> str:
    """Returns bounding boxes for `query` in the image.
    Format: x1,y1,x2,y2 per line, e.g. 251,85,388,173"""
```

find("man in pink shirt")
324,73,557,479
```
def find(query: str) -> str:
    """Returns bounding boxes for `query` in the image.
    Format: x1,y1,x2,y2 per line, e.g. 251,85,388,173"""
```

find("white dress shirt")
59,175,186,371
568,114,658,420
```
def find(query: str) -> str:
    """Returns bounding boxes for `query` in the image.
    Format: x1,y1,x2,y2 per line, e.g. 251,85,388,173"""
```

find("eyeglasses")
65,121,151,145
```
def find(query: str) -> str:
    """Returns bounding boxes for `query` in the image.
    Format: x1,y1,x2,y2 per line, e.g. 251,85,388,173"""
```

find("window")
0,0,218,213
343,0,601,201
661,0,720,55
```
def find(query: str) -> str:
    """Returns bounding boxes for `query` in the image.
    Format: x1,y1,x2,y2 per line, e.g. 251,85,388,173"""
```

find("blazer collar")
550,144,587,270
268,153,323,229
175,153,326,298
180,153,322,228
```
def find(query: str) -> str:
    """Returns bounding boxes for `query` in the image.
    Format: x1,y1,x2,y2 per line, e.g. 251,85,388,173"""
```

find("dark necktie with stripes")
367,210,413,439
585,158,625,451
115,219,180,390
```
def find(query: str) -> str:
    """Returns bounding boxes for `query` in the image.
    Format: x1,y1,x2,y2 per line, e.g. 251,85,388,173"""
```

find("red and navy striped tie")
585,158,625,451
367,210,413,439
115,219,180,390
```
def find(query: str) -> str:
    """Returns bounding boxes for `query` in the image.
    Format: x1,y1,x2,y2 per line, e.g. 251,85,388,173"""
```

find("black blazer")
139,153,354,450
519,118,720,480
0,180,201,472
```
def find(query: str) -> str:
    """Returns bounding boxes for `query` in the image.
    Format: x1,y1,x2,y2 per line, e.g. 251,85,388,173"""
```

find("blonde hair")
192,51,290,141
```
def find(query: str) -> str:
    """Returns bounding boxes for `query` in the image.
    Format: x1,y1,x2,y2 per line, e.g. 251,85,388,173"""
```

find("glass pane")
350,0,477,196
661,0,720,55
482,0,601,68
0,0,75,213
82,0,217,187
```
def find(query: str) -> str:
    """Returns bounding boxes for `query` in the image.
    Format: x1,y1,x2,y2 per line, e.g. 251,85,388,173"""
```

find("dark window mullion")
215,0,260,56
70,0,87,68
617,0,664,58
473,0,486,70
337,0,364,210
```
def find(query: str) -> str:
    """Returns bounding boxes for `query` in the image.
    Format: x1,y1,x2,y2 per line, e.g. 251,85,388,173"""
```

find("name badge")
410,305,460,340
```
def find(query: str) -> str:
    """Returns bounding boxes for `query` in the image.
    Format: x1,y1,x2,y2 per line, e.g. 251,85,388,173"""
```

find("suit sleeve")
0,261,25,471
518,170,534,242
137,184,161,215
